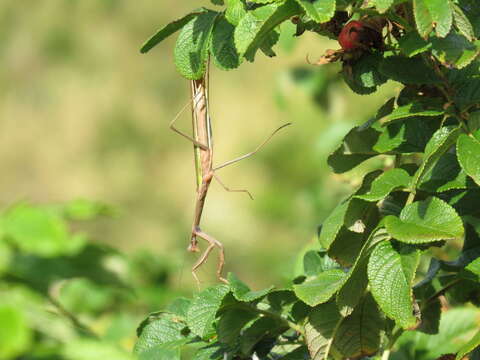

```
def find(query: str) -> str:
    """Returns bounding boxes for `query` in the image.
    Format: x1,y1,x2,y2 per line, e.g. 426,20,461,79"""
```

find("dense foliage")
0,201,182,359
134,0,480,359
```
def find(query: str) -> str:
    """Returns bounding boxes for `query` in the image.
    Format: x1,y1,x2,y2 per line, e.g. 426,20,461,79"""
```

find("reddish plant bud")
338,20,383,52
338,20,364,51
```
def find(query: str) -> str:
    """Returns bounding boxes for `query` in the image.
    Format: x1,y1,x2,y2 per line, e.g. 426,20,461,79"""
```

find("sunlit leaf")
174,11,218,79
368,241,420,329
457,132,480,186
140,9,208,53
385,197,464,243
293,269,347,306
187,285,230,338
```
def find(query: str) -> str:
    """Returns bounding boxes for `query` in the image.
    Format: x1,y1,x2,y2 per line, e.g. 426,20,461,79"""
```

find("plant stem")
406,191,415,205
47,294,98,338
234,303,305,337
256,308,305,336
428,56,472,134
394,154,402,168
382,328,404,360
425,278,462,305
381,349,391,360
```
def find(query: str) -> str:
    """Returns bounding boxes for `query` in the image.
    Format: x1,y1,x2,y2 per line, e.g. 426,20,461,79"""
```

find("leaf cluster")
139,0,480,359
0,201,184,360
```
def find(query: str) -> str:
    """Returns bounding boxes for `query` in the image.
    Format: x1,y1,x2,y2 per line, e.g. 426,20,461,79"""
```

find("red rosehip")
338,20,383,52
338,21,364,51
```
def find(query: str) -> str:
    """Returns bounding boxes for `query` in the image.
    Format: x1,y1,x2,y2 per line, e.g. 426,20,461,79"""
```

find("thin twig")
425,279,462,306
235,303,305,337
47,294,98,338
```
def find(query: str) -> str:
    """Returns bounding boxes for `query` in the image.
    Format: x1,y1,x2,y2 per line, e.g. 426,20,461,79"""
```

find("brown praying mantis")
170,64,290,284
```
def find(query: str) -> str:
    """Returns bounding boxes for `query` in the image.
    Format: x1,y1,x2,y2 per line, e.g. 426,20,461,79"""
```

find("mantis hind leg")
191,228,228,285
213,173,254,200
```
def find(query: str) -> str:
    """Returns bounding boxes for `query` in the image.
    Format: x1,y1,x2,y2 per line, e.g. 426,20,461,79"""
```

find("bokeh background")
0,0,400,356
0,0,397,287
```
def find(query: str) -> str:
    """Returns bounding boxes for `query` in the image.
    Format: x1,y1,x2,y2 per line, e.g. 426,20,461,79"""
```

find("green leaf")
7,243,125,294
234,0,301,59
240,316,286,355
454,78,480,110
374,116,437,154
412,126,462,189
395,307,480,359
293,269,347,306
368,241,420,329
385,197,464,244
457,133,480,186
417,298,441,334
456,0,480,39
294,0,335,23
352,53,388,88
383,102,444,125
304,301,342,360
0,241,11,276
432,33,480,69
468,110,480,133
327,229,368,267
373,123,406,153
303,251,323,276
370,0,394,13
217,308,258,345
174,11,218,79
280,346,310,360
343,54,387,94
336,228,391,316
250,0,284,2
225,0,246,26
380,56,442,84
140,9,208,53
456,331,480,360
319,201,349,250
398,31,432,57
419,152,475,192
442,221,480,270
447,189,480,218
303,250,339,276
453,4,476,41
265,289,297,313
327,200,380,267
461,257,480,282
192,343,225,360
258,29,280,58
2,204,85,257
327,126,380,174
414,0,453,38
228,272,274,301
333,294,385,358
134,314,186,355
211,16,242,70
355,169,412,202
166,298,192,318
187,284,230,338
0,304,31,359
320,183,379,251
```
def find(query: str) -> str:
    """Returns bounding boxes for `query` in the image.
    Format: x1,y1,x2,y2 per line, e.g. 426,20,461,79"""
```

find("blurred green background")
0,0,400,357
0,0,397,287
